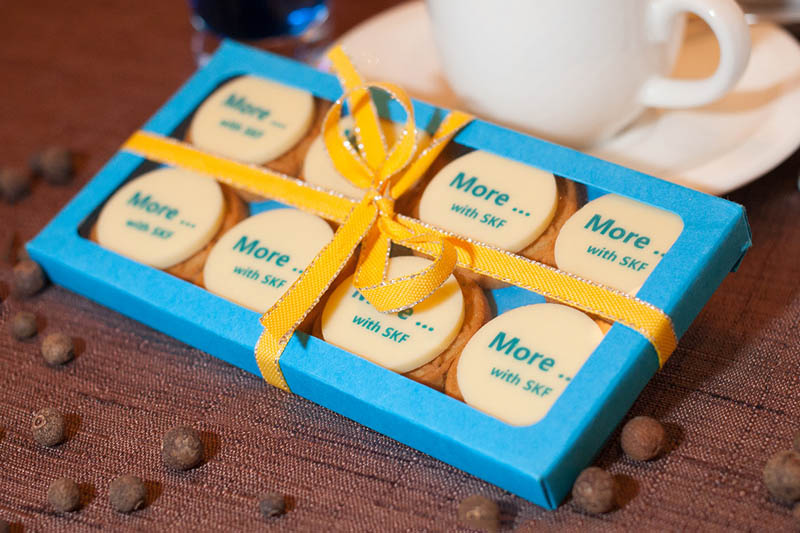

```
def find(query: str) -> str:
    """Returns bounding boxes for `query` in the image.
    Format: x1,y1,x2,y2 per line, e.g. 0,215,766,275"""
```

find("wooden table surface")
1,1,799,531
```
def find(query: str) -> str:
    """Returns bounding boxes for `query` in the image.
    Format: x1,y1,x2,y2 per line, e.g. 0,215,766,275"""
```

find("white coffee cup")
426,0,751,147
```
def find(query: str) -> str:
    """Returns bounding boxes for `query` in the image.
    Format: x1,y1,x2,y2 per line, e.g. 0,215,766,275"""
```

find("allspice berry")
0,167,30,203
457,494,499,532
41,332,75,366
162,426,203,470
0,518,9,533
620,416,668,461
31,146,74,185
32,407,66,447
12,259,46,297
47,478,81,512
572,467,616,514
109,475,147,513
764,450,800,503
258,492,287,518
10,311,37,340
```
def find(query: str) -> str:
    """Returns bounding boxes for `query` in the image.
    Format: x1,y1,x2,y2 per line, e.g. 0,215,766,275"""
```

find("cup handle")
640,0,751,108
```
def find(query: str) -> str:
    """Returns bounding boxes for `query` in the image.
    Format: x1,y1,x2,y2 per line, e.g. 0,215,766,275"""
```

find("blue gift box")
28,41,751,509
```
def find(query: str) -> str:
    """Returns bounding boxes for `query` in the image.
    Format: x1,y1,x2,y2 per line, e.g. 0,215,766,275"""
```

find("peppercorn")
162,426,203,470
764,450,800,503
572,467,616,514
258,492,287,518
32,407,66,447
10,311,37,340
41,332,74,366
109,475,147,513
16,246,30,263
0,167,30,203
794,502,800,524
0,518,9,533
457,494,499,532
620,416,668,461
12,259,46,297
47,478,81,512
31,146,74,185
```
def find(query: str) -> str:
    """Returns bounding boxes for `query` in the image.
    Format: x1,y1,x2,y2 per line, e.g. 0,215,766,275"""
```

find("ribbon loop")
318,48,452,317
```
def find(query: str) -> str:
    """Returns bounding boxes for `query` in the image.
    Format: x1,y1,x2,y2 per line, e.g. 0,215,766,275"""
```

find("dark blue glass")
191,0,328,40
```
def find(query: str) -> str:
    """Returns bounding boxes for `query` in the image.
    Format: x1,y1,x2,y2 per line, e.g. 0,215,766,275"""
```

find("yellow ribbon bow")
255,47,473,390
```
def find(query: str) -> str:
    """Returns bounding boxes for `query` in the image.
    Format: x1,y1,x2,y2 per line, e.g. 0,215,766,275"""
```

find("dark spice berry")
32,407,66,447
10,311,37,340
12,259,46,297
109,475,147,513
572,467,616,514
258,492,287,518
31,146,74,185
0,518,9,533
764,450,800,503
41,333,75,366
620,416,668,461
162,426,203,470
47,478,81,512
794,502,800,524
0,167,30,203
457,494,499,532
16,246,30,263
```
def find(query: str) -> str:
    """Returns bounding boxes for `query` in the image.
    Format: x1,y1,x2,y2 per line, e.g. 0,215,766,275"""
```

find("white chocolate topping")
418,150,558,252
189,75,314,164
96,167,224,269
457,303,604,426
554,194,684,295
321,256,465,373
202,209,334,312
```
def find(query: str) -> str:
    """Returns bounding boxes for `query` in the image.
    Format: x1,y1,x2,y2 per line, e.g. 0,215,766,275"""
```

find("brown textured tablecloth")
1,1,799,531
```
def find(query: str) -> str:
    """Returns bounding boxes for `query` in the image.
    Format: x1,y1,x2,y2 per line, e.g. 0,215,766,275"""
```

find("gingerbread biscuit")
91,167,248,286
444,308,610,402
202,207,354,333
403,270,490,390
164,185,247,285
316,255,490,391
411,149,584,288
185,74,331,202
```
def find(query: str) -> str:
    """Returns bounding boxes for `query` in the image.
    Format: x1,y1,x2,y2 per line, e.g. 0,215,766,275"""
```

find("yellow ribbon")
120,46,678,392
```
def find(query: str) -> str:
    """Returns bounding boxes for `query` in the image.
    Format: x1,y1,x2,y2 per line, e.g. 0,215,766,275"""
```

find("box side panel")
27,223,261,377
280,335,554,509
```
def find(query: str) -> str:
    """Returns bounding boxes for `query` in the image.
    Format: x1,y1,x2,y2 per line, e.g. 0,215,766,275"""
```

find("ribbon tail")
255,198,379,390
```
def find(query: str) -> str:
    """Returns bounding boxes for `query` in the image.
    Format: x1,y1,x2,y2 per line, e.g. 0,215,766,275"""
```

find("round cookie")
188,75,315,165
166,185,248,285
203,208,335,314
92,167,247,284
404,270,490,390
445,304,610,402
446,303,605,426
554,193,684,295
186,75,332,201
413,150,583,287
418,150,558,252
317,255,490,390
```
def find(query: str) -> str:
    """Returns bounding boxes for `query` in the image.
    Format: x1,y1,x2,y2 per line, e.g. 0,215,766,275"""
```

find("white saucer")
331,1,800,194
